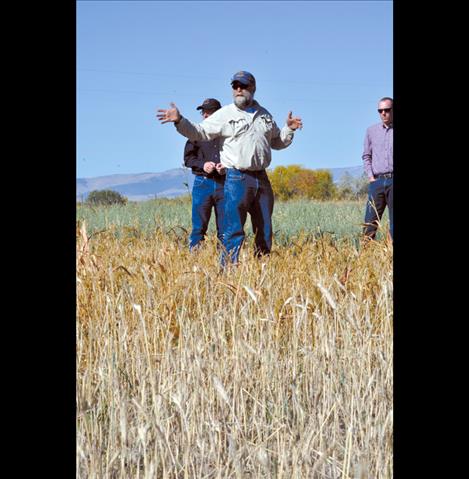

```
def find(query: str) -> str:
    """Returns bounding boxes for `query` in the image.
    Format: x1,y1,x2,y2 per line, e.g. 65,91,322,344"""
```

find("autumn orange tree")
268,165,336,200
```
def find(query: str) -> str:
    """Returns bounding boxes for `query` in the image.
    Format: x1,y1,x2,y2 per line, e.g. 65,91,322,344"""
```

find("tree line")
268,165,368,201
82,165,368,206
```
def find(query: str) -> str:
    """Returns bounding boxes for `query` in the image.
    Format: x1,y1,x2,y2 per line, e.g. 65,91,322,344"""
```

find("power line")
77,88,383,104
77,68,392,88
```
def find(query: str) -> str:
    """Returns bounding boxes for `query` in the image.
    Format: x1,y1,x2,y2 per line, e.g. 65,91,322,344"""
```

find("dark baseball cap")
230,70,256,87
196,98,222,111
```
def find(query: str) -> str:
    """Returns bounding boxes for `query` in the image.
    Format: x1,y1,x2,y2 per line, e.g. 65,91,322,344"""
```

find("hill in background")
77,165,364,202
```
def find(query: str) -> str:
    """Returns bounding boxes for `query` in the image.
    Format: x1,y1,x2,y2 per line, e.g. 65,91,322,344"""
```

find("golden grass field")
76,205,392,478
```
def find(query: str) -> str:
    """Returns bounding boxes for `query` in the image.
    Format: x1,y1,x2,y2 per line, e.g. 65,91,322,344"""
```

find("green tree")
337,171,355,200
86,189,128,206
355,173,369,198
336,172,368,200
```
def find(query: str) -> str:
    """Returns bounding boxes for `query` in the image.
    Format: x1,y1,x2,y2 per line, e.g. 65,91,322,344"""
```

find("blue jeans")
190,175,225,250
221,169,274,266
364,176,393,240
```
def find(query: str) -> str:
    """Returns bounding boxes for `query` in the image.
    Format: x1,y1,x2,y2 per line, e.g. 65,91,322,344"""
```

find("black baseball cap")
196,98,222,111
230,70,256,87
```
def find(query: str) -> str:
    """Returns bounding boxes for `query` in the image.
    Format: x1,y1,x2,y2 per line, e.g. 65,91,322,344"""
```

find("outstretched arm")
156,102,224,142
286,111,303,130
270,111,303,150
156,102,182,124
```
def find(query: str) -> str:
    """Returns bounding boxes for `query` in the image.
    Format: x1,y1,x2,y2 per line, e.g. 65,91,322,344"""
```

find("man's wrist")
175,115,183,125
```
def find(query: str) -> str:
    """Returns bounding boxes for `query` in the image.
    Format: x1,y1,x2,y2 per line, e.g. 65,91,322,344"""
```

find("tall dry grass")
77,222,392,478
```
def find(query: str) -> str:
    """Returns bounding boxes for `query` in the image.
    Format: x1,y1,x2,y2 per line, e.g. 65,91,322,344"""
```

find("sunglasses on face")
232,82,249,90
378,108,392,114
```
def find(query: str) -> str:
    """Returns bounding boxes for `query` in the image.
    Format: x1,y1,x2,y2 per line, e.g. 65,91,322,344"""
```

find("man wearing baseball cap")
157,70,303,266
183,98,225,250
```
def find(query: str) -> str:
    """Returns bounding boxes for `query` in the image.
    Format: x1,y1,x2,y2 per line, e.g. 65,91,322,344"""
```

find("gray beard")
234,91,254,109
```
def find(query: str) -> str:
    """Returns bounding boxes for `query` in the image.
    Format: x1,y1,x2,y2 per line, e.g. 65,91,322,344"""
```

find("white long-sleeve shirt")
175,101,295,170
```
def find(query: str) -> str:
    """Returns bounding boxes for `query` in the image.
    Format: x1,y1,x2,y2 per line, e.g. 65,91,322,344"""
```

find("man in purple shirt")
362,97,393,241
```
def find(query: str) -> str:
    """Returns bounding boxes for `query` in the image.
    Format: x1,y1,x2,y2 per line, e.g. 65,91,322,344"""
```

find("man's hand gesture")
156,102,181,124
286,111,303,130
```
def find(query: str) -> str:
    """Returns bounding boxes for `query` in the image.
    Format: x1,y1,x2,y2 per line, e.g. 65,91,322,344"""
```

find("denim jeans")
189,175,225,250
221,169,274,266
364,176,393,240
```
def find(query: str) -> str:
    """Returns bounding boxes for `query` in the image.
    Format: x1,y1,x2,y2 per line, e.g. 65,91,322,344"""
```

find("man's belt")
375,172,393,179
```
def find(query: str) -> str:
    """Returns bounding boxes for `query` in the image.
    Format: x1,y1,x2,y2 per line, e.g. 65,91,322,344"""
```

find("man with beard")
157,70,303,266
183,98,225,251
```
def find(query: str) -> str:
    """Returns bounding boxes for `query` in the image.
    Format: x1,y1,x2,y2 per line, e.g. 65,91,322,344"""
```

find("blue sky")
77,0,392,179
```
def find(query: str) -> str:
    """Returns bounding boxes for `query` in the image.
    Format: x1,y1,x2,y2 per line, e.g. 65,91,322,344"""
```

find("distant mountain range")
77,165,364,202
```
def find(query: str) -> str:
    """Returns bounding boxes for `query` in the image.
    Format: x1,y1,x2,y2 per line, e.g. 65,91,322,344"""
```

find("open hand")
156,102,181,124
286,111,303,130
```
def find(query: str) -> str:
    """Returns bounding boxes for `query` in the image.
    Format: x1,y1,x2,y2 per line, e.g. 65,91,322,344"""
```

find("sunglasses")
232,82,249,90
378,108,392,114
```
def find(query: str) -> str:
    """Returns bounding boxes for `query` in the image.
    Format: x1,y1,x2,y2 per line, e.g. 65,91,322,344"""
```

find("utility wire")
77,68,392,88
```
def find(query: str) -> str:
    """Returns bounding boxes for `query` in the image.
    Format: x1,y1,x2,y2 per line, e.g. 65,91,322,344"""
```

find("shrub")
86,189,128,206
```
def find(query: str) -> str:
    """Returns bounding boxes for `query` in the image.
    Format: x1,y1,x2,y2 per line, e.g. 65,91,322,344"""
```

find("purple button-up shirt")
362,122,393,178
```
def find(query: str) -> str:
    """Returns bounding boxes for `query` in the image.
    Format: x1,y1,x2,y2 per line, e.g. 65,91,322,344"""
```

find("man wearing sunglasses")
157,70,303,266
183,98,225,251
362,97,393,242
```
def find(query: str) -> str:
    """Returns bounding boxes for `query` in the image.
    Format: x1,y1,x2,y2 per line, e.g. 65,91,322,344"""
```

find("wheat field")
77,200,392,478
